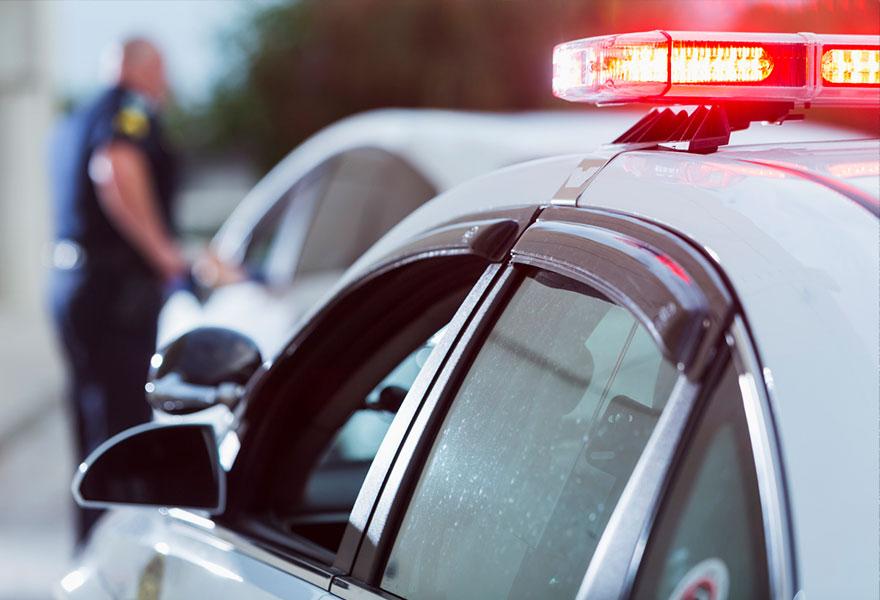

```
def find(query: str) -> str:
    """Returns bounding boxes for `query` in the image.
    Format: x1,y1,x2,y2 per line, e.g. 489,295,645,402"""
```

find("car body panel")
58,509,334,600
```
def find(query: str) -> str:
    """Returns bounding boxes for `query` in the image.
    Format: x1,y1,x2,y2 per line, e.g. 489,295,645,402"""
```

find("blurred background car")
158,108,649,354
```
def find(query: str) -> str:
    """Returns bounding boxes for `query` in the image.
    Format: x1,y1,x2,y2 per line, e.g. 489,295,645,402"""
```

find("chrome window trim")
575,375,700,600
728,316,797,600
165,508,335,589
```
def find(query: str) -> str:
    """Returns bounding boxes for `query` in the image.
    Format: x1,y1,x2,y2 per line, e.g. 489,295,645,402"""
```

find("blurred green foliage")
189,0,601,170
188,0,879,172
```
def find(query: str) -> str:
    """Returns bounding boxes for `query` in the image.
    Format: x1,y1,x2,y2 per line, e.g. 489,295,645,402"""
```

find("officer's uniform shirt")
48,85,178,480
50,85,177,275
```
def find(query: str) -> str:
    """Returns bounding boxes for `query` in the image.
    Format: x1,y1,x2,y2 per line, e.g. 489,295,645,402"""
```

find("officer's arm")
90,141,186,281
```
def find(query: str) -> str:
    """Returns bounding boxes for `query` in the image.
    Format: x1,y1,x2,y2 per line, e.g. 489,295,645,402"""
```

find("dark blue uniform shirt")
50,85,177,275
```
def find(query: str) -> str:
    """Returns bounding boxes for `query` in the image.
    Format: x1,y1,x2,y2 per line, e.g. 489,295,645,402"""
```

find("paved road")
0,401,74,600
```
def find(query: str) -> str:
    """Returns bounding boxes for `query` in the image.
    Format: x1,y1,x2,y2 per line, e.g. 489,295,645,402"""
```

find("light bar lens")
553,31,880,106
597,44,775,84
821,48,880,85
672,44,773,83
606,44,668,84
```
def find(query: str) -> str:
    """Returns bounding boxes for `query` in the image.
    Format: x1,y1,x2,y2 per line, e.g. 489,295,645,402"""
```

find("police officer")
49,38,185,545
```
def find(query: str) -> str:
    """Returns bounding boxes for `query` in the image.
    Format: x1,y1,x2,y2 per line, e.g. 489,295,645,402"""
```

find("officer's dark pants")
50,265,161,545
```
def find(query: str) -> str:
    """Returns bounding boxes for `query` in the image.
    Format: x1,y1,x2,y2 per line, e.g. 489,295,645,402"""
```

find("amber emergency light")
553,31,880,106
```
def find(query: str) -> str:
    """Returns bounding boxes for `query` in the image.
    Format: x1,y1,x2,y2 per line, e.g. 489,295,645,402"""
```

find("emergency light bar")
553,31,880,106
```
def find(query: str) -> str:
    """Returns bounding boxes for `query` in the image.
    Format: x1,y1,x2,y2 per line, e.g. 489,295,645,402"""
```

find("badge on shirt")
114,105,150,139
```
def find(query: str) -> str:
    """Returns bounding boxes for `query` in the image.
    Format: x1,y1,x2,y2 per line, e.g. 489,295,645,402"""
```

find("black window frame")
329,206,753,599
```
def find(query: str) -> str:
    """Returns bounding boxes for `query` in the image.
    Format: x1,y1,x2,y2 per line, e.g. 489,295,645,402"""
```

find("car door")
93,207,539,599
324,206,788,599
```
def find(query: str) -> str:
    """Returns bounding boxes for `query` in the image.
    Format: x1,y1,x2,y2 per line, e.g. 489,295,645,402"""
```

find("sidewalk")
0,403,73,600
0,311,71,599
0,311,64,446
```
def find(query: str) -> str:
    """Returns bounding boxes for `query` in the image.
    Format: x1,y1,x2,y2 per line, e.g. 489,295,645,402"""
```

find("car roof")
334,136,879,597
212,108,865,258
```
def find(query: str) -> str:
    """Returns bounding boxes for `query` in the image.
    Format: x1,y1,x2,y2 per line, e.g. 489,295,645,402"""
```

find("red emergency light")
553,31,880,106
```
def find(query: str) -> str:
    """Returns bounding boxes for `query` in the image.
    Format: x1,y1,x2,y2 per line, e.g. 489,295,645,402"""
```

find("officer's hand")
193,250,247,289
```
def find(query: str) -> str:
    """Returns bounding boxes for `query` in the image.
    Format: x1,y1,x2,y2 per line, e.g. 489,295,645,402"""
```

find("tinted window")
243,166,326,282
288,333,440,551
255,257,488,561
382,271,678,599
631,363,770,599
296,148,435,276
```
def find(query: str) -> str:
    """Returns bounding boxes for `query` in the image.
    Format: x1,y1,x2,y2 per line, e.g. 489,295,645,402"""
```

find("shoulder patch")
114,107,150,139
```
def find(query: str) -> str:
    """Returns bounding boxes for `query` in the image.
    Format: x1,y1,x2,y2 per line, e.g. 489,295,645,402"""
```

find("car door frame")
326,205,783,599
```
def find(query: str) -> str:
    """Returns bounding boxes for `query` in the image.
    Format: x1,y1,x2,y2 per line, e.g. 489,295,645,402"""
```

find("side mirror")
147,327,262,415
73,423,224,513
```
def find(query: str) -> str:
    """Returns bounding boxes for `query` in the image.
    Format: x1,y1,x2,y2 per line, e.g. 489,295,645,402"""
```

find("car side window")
381,269,679,600
244,256,490,562
280,332,442,552
295,148,436,277
242,164,328,282
630,362,770,599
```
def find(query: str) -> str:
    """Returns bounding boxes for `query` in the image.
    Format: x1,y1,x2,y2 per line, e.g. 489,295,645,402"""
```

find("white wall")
0,1,63,424
0,0,54,318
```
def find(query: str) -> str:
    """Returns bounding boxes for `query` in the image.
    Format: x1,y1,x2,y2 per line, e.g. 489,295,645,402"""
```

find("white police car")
158,109,653,355
63,31,879,600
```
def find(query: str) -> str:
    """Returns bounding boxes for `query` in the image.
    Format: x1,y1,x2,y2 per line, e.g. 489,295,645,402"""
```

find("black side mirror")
73,423,224,513
146,327,262,415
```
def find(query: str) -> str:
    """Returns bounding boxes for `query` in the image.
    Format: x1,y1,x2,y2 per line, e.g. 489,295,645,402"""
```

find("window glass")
382,270,679,600
295,148,435,276
631,363,770,599
298,330,440,506
259,257,487,561
243,168,326,282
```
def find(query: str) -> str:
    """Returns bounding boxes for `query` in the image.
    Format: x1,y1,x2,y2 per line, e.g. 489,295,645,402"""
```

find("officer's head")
104,37,169,107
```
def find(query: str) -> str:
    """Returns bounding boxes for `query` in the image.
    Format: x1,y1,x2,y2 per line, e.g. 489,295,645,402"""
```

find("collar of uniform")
117,85,157,117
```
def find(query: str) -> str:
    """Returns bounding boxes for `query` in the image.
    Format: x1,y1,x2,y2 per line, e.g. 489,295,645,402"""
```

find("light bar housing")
553,31,880,106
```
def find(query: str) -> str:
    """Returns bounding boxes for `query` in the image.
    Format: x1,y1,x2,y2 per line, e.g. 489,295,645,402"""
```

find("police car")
63,31,879,600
